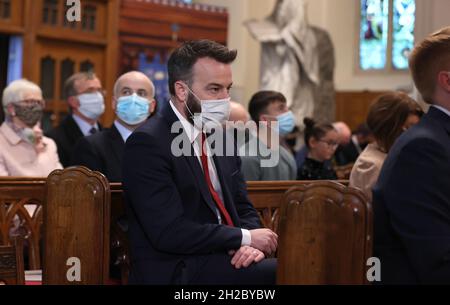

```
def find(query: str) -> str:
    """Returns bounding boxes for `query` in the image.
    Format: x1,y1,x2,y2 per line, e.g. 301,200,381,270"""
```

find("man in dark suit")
373,27,450,284
334,123,372,166
46,72,105,167
122,40,278,285
70,71,156,182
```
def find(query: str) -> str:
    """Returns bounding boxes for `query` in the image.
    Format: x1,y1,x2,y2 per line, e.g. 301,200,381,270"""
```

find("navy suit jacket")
122,103,261,284
373,106,450,284
46,115,102,167
70,124,125,182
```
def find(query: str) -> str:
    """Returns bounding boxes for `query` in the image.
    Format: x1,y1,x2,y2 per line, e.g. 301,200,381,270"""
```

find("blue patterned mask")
116,94,151,125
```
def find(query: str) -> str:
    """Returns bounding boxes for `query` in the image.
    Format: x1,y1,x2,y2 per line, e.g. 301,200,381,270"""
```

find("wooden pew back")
277,181,372,284
43,167,111,285
0,177,45,270
1,175,351,284
0,238,25,285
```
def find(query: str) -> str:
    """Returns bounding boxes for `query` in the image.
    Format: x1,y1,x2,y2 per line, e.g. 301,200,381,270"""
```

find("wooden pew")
0,177,45,270
0,175,351,284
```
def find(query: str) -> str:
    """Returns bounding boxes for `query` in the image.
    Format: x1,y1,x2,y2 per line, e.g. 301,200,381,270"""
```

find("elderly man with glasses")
46,71,106,167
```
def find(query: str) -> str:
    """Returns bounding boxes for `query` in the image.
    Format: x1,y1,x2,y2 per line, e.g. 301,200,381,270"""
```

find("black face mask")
13,104,43,127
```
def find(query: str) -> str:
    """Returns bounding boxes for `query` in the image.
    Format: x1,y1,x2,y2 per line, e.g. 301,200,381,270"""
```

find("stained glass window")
360,0,389,70
138,52,170,104
392,0,415,70
359,0,415,71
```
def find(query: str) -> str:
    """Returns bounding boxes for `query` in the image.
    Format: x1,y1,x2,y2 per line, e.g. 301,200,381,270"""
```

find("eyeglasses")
14,99,45,106
319,140,339,149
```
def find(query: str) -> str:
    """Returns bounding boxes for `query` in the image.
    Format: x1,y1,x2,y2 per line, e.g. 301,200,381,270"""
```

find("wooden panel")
0,0,25,32
0,238,25,285
1,176,358,285
19,0,118,128
36,0,108,39
43,167,110,285
335,91,387,131
33,38,105,126
120,0,228,45
0,179,45,270
277,181,372,284
119,0,229,78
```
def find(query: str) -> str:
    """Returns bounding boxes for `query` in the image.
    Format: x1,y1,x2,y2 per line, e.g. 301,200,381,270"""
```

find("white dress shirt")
72,114,100,136
169,101,251,246
114,120,132,142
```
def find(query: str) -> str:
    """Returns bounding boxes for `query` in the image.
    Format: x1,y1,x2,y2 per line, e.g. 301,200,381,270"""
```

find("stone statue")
245,0,335,126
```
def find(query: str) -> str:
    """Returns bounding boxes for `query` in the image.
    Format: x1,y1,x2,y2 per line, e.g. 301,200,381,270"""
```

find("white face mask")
184,86,231,128
77,92,105,120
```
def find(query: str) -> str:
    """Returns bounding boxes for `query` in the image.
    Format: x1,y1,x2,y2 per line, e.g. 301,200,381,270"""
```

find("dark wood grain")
276,181,372,284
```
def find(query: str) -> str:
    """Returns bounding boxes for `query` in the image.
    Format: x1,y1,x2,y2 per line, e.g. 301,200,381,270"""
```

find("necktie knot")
89,127,97,135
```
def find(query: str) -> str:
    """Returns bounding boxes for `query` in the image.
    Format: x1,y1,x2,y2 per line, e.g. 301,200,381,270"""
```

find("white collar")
113,120,132,142
72,114,99,136
432,105,450,118
169,100,199,144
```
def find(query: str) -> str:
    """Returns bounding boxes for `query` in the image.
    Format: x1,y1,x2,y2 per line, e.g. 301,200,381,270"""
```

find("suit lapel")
161,104,219,218
64,115,84,144
108,125,125,164
428,106,450,136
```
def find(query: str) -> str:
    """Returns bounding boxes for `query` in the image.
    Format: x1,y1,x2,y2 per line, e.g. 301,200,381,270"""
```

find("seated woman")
349,92,423,201
1,79,63,240
297,117,339,180
0,79,62,176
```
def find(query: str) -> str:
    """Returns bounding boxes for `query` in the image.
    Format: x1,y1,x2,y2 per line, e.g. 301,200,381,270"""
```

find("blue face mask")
276,111,296,136
116,93,151,125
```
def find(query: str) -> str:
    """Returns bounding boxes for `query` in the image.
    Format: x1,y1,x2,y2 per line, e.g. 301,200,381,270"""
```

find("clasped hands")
229,228,278,269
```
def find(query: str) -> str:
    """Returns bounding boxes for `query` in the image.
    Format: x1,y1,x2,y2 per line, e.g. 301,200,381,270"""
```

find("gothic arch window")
82,5,96,32
43,0,59,25
60,58,74,99
0,0,11,19
359,0,415,71
80,60,94,73
40,56,55,100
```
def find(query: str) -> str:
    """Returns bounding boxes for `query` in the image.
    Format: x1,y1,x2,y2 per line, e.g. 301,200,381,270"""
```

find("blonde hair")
409,26,450,104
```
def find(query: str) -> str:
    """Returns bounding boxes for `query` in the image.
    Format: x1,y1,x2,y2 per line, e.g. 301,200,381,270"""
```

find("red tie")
200,133,234,226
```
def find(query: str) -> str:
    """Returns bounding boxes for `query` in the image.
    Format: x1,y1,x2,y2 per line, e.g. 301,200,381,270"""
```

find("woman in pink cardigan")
349,92,423,201
0,79,62,177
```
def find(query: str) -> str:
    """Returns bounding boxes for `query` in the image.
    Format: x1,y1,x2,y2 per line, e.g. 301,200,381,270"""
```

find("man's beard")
185,91,201,125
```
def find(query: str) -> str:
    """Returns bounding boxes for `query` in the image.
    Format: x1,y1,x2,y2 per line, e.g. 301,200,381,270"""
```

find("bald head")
332,121,352,145
229,101,250,123
113,71,155,100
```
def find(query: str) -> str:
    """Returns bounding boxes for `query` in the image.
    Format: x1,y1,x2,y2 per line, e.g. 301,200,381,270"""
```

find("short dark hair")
167,40,237,96
367,92,423,152
248,90,287,122
63,71,97,100
303,117,335,148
